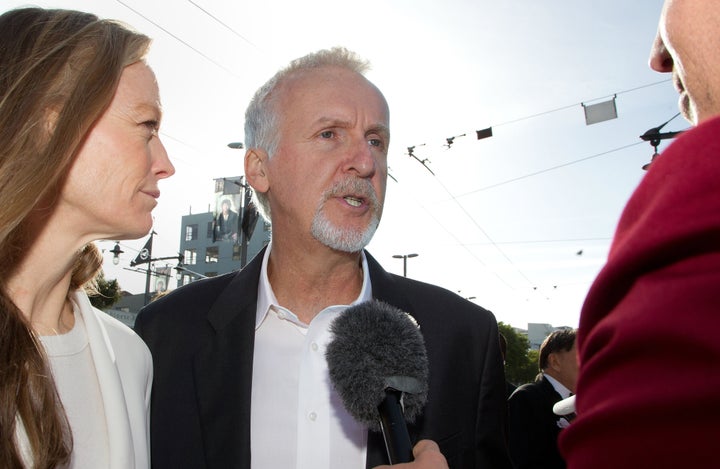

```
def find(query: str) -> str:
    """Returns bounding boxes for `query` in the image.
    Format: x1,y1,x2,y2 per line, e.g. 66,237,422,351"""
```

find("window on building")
177,274,188,287
185,224,198,241
183,248,197,265
207,221,214,239
232,244,241,261
205,246,219,263
263,221,271,232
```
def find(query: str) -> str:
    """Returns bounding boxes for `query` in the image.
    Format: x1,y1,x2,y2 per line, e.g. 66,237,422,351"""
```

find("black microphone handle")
378,388,414,464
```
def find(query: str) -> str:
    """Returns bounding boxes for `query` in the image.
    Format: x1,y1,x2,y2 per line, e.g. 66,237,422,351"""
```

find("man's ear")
245,148,269,193
548,352,561,372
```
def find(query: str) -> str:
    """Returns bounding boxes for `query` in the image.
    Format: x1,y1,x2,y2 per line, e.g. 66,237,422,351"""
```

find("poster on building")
154,266,172,293
213,177,242,244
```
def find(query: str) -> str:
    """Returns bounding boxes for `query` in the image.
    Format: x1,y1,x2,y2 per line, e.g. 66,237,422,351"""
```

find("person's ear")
548,352,561,372
245,148,269,193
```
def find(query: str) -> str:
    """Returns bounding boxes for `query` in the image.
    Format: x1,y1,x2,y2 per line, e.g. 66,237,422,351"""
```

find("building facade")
177,176,271,287
527,323,574,350
111,176,271,322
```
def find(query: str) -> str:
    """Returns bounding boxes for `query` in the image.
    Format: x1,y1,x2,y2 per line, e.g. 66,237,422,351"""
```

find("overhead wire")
404,139,645,292
465,236,612,246
116,0,242,78
455,141,644,198
492,79,670,128
186,0,260,50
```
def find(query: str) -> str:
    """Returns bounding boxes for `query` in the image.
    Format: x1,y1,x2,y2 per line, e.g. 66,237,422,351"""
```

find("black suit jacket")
135,249,511,469
507,376,566,469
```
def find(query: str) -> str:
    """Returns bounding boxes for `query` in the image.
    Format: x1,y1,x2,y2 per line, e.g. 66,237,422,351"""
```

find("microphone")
553,395,576,417
326,300,429,464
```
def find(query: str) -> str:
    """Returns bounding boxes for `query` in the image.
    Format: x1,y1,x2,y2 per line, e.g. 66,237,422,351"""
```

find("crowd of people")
1,1,716,468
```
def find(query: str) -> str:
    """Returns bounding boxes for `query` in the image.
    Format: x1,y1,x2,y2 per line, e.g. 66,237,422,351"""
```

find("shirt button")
309,411,317,421
311,342,319,352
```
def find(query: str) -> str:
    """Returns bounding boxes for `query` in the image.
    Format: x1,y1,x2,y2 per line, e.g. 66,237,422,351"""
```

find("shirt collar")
255,242,373,329
543,373,572,399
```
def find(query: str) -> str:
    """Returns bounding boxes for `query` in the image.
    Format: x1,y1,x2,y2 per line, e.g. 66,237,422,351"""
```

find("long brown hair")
0,8,151,468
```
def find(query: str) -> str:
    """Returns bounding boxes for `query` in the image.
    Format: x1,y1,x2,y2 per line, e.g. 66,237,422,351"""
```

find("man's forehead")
276,75,388,126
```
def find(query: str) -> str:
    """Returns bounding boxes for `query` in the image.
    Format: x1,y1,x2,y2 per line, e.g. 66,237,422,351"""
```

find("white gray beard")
310,209,380,253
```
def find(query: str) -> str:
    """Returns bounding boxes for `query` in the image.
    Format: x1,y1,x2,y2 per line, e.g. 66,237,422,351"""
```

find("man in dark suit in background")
507,329,578,469
135,47,510,469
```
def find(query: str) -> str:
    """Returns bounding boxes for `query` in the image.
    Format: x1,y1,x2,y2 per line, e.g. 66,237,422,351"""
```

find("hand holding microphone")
372,440,449,469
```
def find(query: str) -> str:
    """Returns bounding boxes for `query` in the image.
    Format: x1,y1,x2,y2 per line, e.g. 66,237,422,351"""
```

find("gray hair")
244,46,371,222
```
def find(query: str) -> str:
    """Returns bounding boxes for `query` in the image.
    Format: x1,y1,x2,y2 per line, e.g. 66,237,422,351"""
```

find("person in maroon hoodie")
559,2,720,468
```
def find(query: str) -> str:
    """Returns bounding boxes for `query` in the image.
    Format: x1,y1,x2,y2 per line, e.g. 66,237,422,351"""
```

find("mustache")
323,178,379,208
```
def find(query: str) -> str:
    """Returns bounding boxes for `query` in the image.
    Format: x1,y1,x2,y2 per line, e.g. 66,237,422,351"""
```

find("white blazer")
17,290,152,469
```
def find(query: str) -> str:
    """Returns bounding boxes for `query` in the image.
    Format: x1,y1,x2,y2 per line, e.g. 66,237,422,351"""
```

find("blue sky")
5,0,679,328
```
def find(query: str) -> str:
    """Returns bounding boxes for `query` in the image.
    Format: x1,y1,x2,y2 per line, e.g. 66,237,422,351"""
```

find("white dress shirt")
251,244,371,469
544,373,572,399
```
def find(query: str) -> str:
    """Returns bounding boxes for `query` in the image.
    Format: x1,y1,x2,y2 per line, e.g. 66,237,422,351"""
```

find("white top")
15,290,152,469
251,243,372,469
41,306,110,468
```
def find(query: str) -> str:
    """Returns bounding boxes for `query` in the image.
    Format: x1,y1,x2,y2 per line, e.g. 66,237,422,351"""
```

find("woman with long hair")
0,8,174,468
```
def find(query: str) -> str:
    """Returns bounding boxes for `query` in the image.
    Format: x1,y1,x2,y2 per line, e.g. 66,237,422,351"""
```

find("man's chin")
311,223,377,253
316,232,372,253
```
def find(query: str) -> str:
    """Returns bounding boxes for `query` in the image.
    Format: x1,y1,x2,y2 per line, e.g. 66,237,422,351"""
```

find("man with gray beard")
136,47,511,469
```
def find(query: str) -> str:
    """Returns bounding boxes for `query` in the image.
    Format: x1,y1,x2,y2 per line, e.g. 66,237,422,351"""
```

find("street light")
109,242,124,265
458,291,476,301
392,253,418,277
175,263,207,280
227,143,257,269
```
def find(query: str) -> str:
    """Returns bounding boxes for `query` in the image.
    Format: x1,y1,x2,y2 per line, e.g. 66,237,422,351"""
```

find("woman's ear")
245,148,269,193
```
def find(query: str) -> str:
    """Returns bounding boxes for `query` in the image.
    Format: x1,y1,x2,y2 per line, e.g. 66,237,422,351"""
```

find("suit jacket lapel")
364,251,418,468
365,251,413,314
194,250,265,468
540,375,563,404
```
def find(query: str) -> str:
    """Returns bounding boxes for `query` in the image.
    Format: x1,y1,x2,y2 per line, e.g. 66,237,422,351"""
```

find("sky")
4,0,682,329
